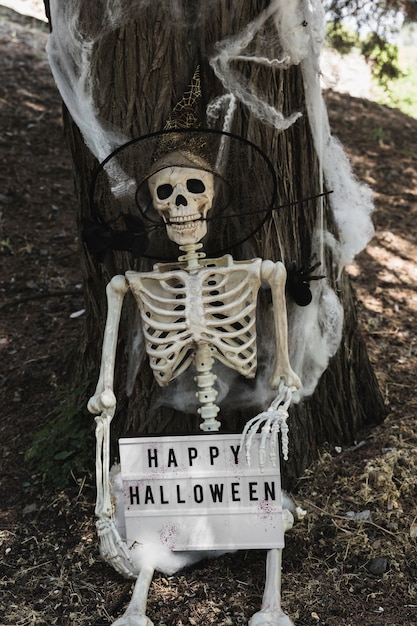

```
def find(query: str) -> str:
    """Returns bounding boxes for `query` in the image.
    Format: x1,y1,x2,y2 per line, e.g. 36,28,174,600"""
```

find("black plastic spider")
82,214,149,262
286,256,326,306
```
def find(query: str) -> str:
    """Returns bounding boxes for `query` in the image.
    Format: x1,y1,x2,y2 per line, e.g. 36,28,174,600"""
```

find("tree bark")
47,1,386,488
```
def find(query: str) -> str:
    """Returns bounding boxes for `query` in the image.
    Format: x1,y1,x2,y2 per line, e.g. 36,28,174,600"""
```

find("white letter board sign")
119,433,284,551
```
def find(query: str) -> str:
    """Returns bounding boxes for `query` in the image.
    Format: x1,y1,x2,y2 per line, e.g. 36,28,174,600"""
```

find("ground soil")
1,5,417,626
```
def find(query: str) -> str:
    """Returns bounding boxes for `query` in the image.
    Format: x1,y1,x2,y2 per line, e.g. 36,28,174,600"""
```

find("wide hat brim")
89,128,278,261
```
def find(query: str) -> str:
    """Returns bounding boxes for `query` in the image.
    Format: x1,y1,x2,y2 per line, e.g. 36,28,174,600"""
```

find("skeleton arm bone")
242,263,300,468
261,261,301,390
87,275,129,415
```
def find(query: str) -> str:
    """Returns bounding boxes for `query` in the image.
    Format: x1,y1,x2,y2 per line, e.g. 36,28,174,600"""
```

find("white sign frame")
119,433,284,552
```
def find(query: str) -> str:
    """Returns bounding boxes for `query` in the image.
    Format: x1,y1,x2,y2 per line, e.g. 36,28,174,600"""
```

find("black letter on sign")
194,484,204,503
249,482,258,501
129,486,140,505
160,485,169,504
176,484,186,504
144,486,155,504
167,448,178,467
209,483,224,503
230,445,240,465
148,448,158,468
209,446,219,465
188,447,198,466
231,482,241,501
264,481,276,501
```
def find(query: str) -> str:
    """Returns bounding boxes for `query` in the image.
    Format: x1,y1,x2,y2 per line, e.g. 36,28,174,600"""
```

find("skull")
148,152,215,246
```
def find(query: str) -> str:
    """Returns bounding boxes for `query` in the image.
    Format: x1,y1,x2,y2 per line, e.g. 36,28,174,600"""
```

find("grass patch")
25,383,94,489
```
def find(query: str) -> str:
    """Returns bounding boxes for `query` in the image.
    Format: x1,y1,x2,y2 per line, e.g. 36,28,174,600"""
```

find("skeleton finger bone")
259,418,273,469
242,414,281,469
240,413,266,466
269,420,279,466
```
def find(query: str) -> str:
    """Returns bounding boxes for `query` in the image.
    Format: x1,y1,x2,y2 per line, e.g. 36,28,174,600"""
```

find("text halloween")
127,478,277,507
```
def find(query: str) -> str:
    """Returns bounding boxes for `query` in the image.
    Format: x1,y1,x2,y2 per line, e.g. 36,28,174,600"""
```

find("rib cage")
126,256,262,386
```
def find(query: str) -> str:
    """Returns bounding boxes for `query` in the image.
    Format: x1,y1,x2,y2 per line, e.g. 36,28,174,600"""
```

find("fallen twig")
0,289,83,310
303,500,398,537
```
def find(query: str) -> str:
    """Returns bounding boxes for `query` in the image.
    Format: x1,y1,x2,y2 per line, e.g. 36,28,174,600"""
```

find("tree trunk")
46,0,386,488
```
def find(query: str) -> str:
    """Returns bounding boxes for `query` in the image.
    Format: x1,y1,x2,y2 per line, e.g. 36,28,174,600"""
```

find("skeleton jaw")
164,210,207,246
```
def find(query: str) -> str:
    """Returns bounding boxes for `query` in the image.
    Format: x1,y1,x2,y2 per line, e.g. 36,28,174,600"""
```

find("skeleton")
88,152,301,626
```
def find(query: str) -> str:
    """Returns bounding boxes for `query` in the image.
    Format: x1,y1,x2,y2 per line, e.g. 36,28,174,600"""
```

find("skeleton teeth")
173,222,198,231
169,214,200,226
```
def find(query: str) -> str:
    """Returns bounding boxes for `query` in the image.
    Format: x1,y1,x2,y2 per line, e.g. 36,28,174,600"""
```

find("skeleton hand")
241,383,295,467
96,517,137,578
87,388,116,415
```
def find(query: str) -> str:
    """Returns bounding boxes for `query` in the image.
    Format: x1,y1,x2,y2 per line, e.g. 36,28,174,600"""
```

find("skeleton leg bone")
112,564,155,626
249,549,294,626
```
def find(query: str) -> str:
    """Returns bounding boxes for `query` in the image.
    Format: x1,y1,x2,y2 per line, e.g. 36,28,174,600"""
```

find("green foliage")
327,21,359,55
369,125,386,144
360,33,403,90
325,0,417,32
359,33,417,118
327,23,403,91
377,63,417,118
25,383,94,489
326,20,417,118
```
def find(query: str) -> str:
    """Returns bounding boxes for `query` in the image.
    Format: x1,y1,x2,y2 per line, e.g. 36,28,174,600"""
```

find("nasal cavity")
175,194,187,207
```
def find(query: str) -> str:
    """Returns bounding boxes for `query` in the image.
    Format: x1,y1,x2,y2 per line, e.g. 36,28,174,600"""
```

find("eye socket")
187,179,206,194
157,184,173,200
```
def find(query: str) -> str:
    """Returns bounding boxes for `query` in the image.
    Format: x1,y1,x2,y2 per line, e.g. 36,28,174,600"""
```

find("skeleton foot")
249,609,294,626
112,612,154,626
